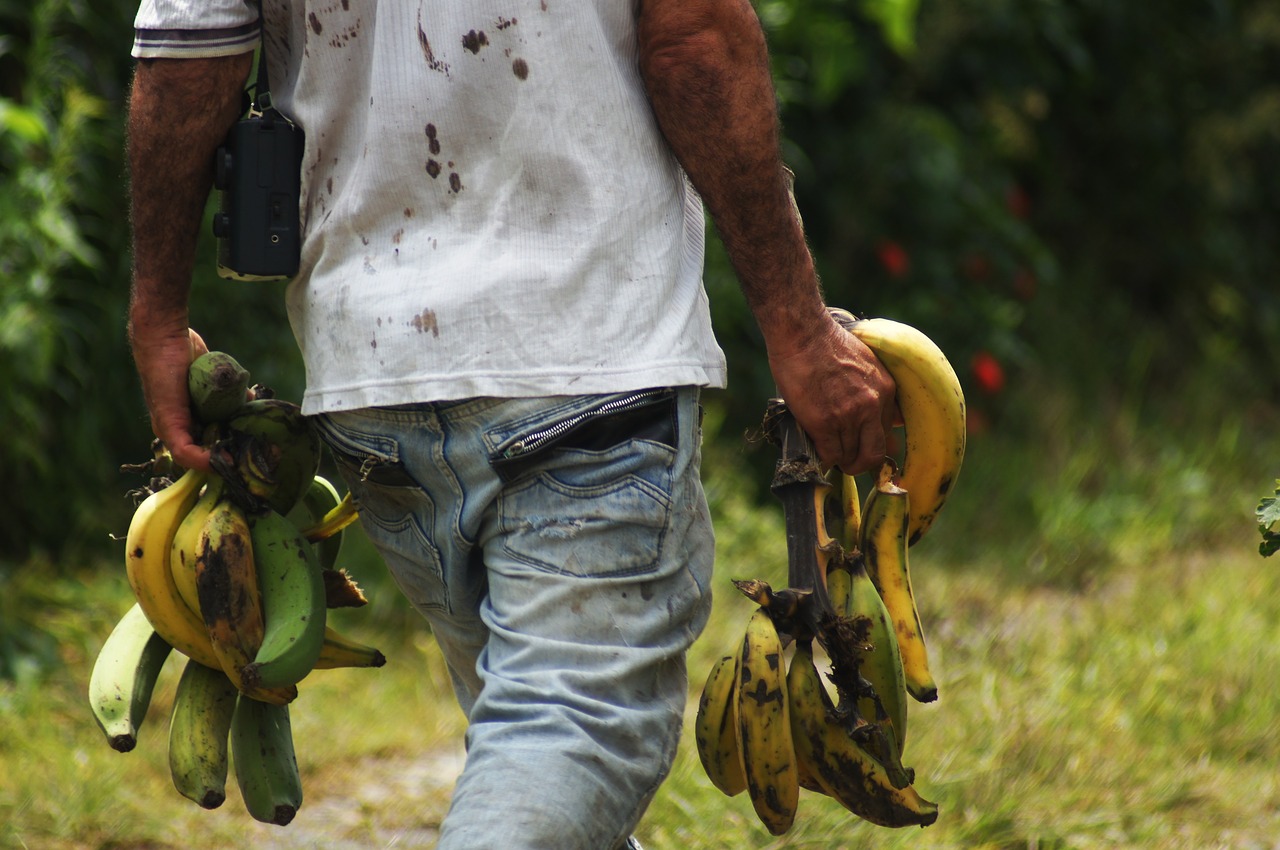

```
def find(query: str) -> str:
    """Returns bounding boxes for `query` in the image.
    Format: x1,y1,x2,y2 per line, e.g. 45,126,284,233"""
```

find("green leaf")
860,0,919,57
1256,481,1280,558
0,98,48,144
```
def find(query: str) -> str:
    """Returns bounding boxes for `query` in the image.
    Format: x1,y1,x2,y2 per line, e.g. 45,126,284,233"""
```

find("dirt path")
252,747,466,849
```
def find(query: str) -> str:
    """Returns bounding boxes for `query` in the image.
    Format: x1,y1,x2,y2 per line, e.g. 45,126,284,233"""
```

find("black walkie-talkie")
211,1,303,281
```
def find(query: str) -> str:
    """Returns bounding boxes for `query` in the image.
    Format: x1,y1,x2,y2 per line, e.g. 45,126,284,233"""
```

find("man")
127,1,895,846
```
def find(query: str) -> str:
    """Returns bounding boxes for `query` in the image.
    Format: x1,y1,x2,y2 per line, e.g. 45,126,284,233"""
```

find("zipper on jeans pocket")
489,388,677,483
498,389,674,462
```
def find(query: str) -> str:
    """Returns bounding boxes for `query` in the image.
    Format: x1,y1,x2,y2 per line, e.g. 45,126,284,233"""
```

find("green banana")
787,642,938,828
843,555,909,751
694,654,747,797
88,602,173,752
168,657,238,809
860,462,937,703
241,509,327,690
124,467,226,671
188,350,251,425
285,474,345,572
230,694,303,825
736,607,799,836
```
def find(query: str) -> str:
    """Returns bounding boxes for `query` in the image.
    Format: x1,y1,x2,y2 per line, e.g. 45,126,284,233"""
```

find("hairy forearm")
127,55,252,339
637,0,825,355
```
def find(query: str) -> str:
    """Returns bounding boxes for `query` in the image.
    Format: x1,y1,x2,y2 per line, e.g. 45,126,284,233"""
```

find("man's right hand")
767,314,897,476
131,323,213,473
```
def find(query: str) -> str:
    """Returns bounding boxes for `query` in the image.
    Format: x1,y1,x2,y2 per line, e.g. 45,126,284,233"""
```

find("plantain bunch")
89,351,375,826
695,314,966,835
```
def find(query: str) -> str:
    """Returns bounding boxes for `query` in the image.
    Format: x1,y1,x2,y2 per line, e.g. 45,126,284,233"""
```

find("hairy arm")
127,54,253,471
635,0,895,473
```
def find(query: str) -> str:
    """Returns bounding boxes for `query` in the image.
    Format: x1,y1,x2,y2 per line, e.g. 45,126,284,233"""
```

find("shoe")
625,839,644,850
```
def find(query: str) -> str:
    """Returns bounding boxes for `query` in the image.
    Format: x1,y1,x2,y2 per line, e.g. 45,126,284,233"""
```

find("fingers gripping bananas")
95,352,385,825
830,309,966,547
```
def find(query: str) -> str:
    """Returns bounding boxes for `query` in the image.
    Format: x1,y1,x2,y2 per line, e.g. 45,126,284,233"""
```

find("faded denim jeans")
313,387,715,850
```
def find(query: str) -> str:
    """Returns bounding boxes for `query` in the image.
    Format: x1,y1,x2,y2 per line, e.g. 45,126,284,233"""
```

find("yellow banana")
831,310,965,547
124,468,225,671
312,626,387,670
736,608,799,835
694,654,747,797
840,472,861,552
300,490,360,545
787,642,938,828
860,462,937,703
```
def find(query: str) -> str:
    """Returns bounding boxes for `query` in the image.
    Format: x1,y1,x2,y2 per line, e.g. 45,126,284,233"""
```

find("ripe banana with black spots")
241,509,327,690
830,309,965,547
168,657,238,809
194,494,296,705
787,642,938,828
861,463,937,703
88,603,173,752
694,653,747,797
736,607,799,836
230,693,303,825
171,474,226,615
124,468,225,671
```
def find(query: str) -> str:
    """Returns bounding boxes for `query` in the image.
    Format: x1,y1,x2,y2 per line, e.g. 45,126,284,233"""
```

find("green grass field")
3,394,1279,849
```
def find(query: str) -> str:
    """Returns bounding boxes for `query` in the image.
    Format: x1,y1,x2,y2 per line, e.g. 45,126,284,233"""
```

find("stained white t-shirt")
133,0,727,414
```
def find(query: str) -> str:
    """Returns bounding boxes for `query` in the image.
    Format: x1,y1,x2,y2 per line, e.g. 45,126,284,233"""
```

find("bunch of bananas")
695,314,965,835
89,351,377,826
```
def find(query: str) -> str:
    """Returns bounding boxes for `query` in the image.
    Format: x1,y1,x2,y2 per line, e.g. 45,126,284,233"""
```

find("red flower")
877,240,910,278
970,351,1006,395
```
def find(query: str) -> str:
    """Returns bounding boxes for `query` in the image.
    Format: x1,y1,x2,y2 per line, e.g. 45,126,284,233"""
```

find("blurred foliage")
3,0,1280,673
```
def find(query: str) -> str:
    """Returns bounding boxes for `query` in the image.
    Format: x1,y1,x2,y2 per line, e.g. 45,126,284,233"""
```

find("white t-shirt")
134,0,727,414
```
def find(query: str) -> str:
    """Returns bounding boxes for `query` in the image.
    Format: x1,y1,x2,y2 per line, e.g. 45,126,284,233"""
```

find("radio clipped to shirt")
211,102,304,282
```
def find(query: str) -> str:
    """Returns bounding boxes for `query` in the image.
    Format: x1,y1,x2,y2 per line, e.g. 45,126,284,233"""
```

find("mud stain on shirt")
513,58,528,80
417,10,451,75
411,309,440,338
309,12,323,34
462,29,489,54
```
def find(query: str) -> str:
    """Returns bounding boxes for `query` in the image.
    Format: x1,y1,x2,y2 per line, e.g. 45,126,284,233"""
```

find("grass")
3,385,1280,849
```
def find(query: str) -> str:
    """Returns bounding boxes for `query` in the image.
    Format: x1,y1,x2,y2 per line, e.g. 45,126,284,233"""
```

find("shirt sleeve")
132,0,259,58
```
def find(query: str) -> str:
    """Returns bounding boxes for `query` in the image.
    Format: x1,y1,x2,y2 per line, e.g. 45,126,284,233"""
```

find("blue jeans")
314,387,715,849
